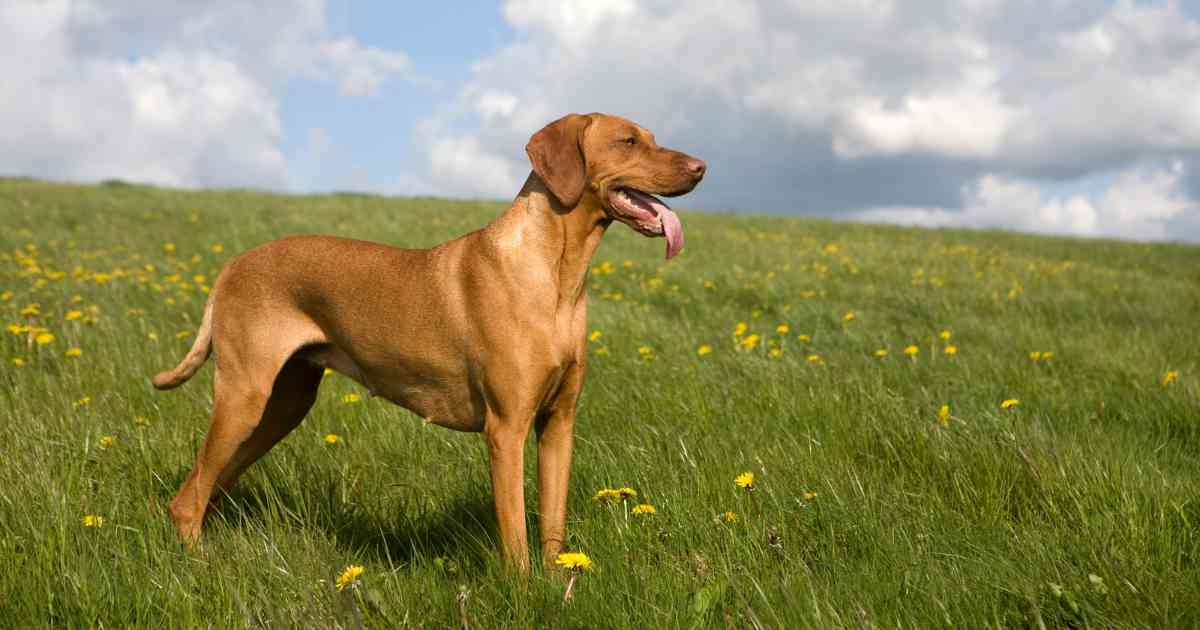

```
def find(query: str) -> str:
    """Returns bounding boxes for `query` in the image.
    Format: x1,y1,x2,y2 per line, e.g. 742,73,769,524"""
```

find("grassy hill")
2,177,1198,628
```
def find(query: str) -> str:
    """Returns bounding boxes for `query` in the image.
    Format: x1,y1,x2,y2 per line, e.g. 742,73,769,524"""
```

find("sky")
2,0,1200,243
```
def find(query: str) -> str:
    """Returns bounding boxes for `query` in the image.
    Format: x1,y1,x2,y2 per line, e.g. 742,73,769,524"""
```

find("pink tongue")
624,189,685,259
660,206,683,259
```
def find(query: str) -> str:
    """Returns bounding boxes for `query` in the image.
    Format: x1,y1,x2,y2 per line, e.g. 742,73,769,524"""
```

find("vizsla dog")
152,113,705,570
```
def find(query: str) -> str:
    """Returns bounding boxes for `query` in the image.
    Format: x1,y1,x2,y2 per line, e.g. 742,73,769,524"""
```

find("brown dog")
152,113,705,570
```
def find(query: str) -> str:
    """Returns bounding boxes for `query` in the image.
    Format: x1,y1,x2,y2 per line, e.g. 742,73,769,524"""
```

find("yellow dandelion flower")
211,243,225,254
192,275,205,284
323,368,333,377
593,487,636,503
175,330,191,339
733,321,747,337
769,348,782,358
335,565,364,592
874,349,888,358
739,334,760,350
722,511,737,523
1001,398,1020,410
702,280,715,289
776,323,789,334
133,416,150,426
594,346,609,355
73,395,91,409
797,334,811,343
147,332,158,341
588,330,602,342
11,357,26,367
1162,371,1179,385
944,345,957,355
82,514,106,528
20,304,40,317
554,552,592,571
938,404,950,426
697,344,712,356
734,471,754,489
163,242,177,254
65,310,83,321
35,332,54,345
324,433,340,445
806,354,821,364
903,345,919,356
939,330,952,341
842,311,856,321
0,290,11,301
803,491,819,501
638,346,655,360
342,393,361,404
64,347,82,357
1042,351,1053,360
98,436,115,449
1029,351,1041,361
631,504,656,515
593,488,620,502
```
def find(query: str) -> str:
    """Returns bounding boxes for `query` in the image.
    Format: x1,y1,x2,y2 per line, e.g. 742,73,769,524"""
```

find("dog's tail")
151,293,215,390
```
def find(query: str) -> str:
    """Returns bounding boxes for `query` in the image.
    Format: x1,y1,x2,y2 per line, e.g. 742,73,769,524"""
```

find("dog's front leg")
536,365,582,567
485,411,532,572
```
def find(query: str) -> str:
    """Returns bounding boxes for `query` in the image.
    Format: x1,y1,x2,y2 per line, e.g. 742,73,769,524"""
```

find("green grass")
2,176,1199,628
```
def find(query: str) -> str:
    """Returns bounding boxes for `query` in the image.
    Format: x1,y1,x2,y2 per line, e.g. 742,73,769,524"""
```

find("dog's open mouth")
608,187,684,259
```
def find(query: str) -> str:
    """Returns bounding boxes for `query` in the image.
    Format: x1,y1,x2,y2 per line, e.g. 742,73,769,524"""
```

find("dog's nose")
686,158,707,178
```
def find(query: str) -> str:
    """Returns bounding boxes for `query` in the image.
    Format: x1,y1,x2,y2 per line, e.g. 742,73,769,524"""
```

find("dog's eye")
623,137,637,146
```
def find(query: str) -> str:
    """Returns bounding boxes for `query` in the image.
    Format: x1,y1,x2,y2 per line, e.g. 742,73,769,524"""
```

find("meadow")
1,176,1198,628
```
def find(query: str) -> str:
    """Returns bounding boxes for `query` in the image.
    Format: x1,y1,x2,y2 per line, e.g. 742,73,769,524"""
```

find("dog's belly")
375,379,483,432
298,344,484,432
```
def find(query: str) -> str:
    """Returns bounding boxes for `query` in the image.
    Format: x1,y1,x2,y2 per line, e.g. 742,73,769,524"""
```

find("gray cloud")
399,0,1200,241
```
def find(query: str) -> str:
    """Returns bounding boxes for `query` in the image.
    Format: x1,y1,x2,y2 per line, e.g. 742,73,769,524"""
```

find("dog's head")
526,113,706,259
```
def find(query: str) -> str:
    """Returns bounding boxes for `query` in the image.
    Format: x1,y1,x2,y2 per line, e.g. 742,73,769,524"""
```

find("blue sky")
1,1,1198,242
282,3,514,193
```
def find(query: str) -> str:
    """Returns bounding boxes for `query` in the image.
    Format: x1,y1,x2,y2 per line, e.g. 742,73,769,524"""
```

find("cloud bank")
0,0,413,189
398,0,1200,241
2,1,1198,242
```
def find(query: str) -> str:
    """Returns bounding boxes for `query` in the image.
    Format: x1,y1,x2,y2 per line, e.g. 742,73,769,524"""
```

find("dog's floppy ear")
526,113,592,208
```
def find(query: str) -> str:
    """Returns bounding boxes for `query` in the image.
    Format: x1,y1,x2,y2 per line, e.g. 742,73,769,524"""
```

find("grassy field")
1,176,1198,628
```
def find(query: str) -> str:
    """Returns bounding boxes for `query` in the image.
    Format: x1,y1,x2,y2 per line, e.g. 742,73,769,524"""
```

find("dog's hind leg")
168,353,322,544
214,357,324,494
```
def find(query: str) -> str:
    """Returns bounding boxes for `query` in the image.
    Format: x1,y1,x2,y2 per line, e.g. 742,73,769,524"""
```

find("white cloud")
503,0,638,48
428,135,524,199
855,161,1196,241
314,38,413,97
475,90,520,122
398,0,1200,241
834,79,1017,159
0,0,414,189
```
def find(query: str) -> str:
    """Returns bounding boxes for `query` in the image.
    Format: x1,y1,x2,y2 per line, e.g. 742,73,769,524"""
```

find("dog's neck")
487,173,610,307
